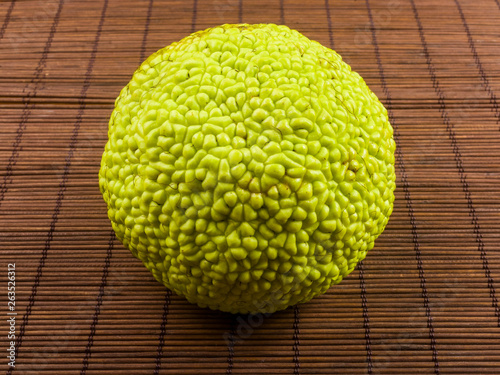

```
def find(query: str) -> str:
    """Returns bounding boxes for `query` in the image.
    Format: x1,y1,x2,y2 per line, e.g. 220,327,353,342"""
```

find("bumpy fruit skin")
99,24,396,314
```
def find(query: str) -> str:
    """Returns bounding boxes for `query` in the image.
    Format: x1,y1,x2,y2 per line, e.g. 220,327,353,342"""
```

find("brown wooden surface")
1,0,500,374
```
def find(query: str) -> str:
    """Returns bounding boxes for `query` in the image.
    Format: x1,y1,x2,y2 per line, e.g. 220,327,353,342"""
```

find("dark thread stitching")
7,1,108,373
366,0,440,372
154,289,172,375
358,261,373,374
81,231,115,375
453,0,500,128
293,305,301,375
0,0,15,41
0,0,64,206
191,0,198,33
140,0,154,62
410,0,499,325
280,0,285,25
225,315,237,375
324,0,334,49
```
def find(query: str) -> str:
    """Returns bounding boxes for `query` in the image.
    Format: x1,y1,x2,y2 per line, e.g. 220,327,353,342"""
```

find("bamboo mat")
1,0,499,373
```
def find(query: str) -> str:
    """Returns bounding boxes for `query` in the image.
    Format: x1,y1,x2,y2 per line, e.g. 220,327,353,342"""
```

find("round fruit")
99,23,396,314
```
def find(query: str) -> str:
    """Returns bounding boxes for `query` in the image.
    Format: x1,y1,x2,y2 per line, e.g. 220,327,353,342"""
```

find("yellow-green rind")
99,23,396,314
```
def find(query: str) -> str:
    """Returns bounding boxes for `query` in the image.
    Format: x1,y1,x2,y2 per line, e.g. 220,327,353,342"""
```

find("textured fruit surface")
99,24,396,314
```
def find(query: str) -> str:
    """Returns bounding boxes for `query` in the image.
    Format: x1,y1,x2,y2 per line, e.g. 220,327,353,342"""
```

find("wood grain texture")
1,0,499,374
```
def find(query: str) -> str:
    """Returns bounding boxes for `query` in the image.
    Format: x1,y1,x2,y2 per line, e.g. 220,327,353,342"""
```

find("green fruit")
99,24,396,314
